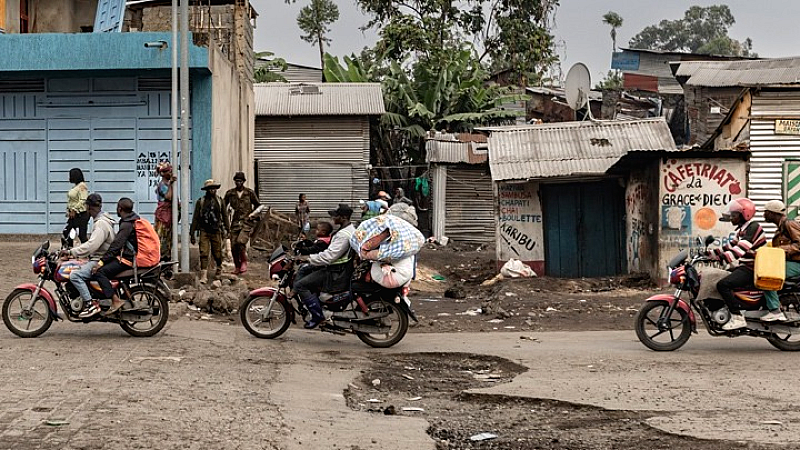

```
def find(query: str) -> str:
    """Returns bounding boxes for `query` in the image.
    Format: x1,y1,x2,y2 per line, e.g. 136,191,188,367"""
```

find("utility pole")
171,0,179,265
179,0,191,272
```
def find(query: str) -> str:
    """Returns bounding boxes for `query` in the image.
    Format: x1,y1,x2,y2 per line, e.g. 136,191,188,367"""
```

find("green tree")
296,0,340,69
602,11,623,52
629,5,755,56
356,0,559,85
253,51,288,83
595,70,622,90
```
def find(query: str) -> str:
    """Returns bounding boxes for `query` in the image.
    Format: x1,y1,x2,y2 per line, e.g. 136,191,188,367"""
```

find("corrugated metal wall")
254,116,370,216
443,165,494,242
750,91,800,234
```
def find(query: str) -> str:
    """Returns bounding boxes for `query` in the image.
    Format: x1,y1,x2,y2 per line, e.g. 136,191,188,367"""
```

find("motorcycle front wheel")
635,300,691,351
356,298,409,348
241,295,291,339
2,288,53,338
119,286,169,337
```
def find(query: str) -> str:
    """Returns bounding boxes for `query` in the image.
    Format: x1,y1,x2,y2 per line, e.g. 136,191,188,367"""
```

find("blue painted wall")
191,73,213,197
0,32,208,72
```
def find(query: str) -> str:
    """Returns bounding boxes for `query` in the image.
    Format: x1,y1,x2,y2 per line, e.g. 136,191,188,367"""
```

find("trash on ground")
431,274,446,281
487,318,504,323
470,432,498,441
366,399,383,403
481,274,504,286
130,356,182,363
402,374,415,380
371,379,381,387
761,420,783,425
44,419,69,427
402,407,424,412
545,307,558,312
500,259,536,278
406,396,422,401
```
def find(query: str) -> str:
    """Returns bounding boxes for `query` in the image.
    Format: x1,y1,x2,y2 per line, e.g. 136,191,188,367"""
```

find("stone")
193,290,213,310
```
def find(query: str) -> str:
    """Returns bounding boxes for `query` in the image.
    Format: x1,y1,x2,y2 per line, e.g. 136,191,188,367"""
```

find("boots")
232,246,242,274
239,249,248,274
198,269,208,284
214,266,223,279
302,294,325,329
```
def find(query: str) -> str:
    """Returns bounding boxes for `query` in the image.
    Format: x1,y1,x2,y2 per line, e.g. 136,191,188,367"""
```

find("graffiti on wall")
626,177,653,272
658,158,747,276
136,151,171,201
496,182,544,262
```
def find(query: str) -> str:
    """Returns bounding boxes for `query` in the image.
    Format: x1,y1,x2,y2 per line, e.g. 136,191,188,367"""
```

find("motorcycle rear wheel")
767,332,800,351
2,289,53,338
635,300,691,351
356,298,409,348
241,295,291,339
119,286,169,337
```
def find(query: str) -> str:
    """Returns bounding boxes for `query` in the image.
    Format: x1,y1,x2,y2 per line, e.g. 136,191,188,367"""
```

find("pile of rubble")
171,276,253,315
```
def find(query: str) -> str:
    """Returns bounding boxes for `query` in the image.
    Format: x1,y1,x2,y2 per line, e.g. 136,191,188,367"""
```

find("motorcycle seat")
115,267,159,279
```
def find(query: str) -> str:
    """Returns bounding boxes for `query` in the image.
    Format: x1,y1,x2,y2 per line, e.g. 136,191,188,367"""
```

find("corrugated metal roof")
254,83,385,116
426,132,488,164
481,118,676,181
676,58,800,87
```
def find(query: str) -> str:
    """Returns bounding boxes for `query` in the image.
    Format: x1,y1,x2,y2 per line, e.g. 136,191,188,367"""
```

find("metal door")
542,180,625,277
0,118,48,233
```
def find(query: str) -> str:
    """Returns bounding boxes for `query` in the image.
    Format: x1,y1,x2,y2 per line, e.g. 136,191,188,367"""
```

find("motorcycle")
635,236,800,351
240,244,417,348
2,240,172,338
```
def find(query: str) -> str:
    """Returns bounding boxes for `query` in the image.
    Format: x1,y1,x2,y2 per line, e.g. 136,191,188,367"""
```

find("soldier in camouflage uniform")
190,179,229,283
223,172,262,274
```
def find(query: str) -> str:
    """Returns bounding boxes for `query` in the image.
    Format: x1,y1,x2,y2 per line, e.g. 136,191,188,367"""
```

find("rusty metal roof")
481,118,676,181
425,132,489,164
254,83,385,116
675,58,800,87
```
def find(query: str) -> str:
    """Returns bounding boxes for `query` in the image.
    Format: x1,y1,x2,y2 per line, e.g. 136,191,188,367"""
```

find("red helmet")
724,198,756,222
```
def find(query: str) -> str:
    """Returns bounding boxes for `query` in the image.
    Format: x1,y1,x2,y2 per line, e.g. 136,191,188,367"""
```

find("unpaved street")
1,239,797,449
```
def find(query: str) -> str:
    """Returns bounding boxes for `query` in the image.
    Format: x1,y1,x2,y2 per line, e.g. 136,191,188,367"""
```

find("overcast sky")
251,0,800,84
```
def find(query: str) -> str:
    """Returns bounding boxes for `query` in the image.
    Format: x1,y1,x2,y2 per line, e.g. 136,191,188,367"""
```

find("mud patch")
345,353,768,450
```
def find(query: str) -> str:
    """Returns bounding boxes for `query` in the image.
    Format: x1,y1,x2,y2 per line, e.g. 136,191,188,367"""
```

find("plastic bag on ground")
351,215,425,262
371,256,415,288
500,259,536,278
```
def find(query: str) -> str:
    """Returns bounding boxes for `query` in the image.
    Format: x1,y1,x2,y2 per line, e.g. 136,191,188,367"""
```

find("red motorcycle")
240,244,416,348
2,240,171,338
635,236,800,351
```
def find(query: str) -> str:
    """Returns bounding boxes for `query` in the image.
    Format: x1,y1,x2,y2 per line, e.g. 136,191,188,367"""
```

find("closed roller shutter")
444,166,494,242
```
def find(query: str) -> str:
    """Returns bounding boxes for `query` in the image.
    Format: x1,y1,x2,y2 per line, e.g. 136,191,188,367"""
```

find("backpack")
199,196,221,232
129,217,161,268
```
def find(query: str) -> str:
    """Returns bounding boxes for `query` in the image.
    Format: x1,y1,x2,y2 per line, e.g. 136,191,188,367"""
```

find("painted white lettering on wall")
496,183,544,261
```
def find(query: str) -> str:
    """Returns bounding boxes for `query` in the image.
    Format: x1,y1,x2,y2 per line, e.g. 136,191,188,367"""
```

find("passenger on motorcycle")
293,204,356,329
712,198,768,330
761,199,800,322
293,221,333,284
59,193,116,318
91,198,141,315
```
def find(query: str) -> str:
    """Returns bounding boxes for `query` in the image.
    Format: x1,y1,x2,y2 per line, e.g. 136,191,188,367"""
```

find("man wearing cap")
223,172,262,275
293,204,356,329
761,200,800,321
190,179,230,283
154,162,177,260
59,193,116,318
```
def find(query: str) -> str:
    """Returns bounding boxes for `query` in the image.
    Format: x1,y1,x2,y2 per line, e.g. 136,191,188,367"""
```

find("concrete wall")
0,32,208,72
208,44,254,196
657,157,747,283
31,0,97,33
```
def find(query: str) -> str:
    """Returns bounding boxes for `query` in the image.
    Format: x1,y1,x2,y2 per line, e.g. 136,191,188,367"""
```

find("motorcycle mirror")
704,235,715,246
69,228,77,240
42,241,50,251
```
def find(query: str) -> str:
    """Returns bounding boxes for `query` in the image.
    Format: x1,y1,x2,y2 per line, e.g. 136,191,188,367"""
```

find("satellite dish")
565,63,591,111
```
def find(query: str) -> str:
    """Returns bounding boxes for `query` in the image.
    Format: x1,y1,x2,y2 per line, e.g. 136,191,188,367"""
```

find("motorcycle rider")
293,204,356,329
91,198,141,315
713,198,768,330
59,193,116,318
761,200,800,322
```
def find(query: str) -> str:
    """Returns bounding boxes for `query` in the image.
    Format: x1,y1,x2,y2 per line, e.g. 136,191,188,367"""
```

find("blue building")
0,1,255,233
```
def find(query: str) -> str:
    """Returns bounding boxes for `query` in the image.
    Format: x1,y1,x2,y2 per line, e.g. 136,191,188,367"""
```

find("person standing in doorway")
191,179,229,283
154,162,177,260
64,168,90,246
295,193,311,235
223,172,262,275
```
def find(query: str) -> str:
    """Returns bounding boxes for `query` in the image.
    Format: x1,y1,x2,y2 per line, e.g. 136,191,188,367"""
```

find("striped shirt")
714,220,767,268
